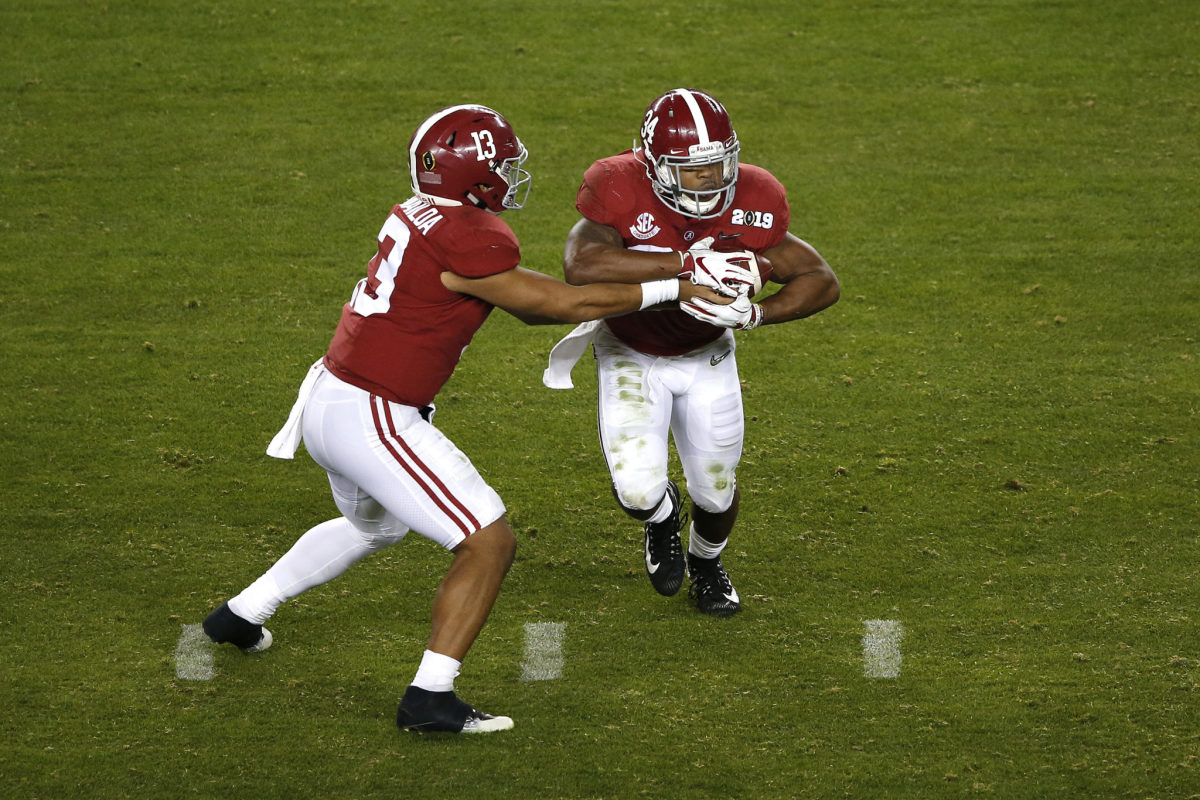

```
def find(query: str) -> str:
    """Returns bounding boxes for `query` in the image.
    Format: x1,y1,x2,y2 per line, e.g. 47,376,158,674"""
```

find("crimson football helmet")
637,88,740,220
408,105,531,212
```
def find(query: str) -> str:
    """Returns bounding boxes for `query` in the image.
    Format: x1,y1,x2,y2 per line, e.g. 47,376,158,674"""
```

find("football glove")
680,293,764,330
678,249,757,297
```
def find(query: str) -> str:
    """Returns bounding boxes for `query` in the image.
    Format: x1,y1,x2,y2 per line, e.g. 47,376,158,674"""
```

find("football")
686,249,774,298
749,253,774,297
734,251,772,298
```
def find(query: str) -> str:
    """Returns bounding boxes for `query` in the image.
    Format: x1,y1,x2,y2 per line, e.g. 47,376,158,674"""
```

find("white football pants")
229,369,505,624
593,326,743,515
300,370,504,550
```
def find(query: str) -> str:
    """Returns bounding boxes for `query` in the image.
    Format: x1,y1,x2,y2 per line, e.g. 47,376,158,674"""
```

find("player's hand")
678,250,728,294
680,292,764,330
678,250,757,297
677,280,734,305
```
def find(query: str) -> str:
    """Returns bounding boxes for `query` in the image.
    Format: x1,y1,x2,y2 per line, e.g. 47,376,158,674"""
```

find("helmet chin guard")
638,89,739,220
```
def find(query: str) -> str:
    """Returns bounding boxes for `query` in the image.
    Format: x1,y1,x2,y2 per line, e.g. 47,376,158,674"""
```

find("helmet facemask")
649,141,739,219
464,143,531,213
495,143,531,210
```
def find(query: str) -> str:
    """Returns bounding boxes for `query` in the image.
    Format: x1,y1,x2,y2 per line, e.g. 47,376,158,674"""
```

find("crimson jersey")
324,196,519,407
577,150,790,356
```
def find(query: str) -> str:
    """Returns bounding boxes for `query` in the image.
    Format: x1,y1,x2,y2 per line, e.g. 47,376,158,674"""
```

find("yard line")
862,619,904,678
520,622,565,681
175,623,214,681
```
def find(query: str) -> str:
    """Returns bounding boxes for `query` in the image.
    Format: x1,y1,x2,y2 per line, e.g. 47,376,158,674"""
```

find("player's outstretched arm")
440,267,728,326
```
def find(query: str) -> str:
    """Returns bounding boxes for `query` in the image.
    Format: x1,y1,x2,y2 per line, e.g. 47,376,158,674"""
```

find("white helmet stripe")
673,88,710,144
408,104,493,191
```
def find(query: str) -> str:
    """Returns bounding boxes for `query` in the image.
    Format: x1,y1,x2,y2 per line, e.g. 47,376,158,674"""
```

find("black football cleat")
686,552,741,617
643,480,687,596
396,685,513,733
203,602,273,653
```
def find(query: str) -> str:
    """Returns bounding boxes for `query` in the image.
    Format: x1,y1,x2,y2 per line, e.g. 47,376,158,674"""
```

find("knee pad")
607,433,669,513
336,492,409,550
351,520,408,551
686,470,737,515
612,474,669,513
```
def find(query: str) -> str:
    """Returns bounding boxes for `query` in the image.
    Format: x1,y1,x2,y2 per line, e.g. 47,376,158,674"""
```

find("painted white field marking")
520,622,565,681
862,619,904,678
175,623,214,681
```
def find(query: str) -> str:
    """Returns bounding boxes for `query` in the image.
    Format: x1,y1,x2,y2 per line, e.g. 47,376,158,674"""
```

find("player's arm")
440,267,728,326
754,233,840,326
562,218,683,286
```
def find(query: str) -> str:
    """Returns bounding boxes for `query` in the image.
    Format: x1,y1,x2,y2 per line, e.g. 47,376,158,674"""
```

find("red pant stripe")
369,396,476,537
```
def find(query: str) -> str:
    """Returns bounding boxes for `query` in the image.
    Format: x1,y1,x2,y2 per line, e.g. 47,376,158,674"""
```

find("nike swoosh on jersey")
710,351,731,366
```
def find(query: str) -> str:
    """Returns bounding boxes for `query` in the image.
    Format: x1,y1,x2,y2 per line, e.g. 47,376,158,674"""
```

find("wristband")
745,303,765,330
639,278,680,310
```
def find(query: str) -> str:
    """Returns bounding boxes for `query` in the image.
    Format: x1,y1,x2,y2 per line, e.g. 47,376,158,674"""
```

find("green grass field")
3,1,1197,797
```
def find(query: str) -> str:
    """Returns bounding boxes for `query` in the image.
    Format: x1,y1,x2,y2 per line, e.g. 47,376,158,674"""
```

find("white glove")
678,249,759,297
680,293,764,330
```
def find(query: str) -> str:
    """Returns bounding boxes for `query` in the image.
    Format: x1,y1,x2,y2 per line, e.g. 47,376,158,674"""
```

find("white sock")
229,517,373,624
412,650,461,693
645,488,676,524
228,574,283,625
687,523,727,560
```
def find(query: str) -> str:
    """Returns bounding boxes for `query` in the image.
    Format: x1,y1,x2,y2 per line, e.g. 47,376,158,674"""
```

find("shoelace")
690,558,732,597
648,511,687,561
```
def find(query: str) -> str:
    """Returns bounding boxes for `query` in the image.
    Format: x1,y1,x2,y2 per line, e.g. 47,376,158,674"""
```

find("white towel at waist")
542,320,602,390
265,358,326,459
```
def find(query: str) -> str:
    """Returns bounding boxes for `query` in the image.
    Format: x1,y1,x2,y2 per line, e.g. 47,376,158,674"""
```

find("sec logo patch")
629,212,661,241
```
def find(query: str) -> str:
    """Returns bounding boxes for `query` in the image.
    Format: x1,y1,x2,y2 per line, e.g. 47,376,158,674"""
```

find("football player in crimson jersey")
556,88,840,617
202,104,727,734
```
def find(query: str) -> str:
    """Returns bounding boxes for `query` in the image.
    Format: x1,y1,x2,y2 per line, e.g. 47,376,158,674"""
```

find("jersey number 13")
349,213,410,317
